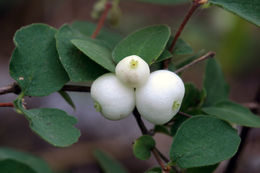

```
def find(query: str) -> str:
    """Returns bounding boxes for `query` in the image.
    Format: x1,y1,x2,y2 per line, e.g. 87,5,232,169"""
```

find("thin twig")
61,85,91,92
169,2,199,53
133,108,180,173
174,51,215,74
0,102,14,107
133,108,149,134
152,149,170,173
164,0,207,69
0,83,91,95
0,83,21,95
178,111,192,118
154,147,169,163
91,2,112,39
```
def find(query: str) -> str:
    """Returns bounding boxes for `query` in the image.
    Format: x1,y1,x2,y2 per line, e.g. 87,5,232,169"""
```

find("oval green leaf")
180,83,203,112
71,39,115,72
9,24,69,96
210,0,260,27
0,160,36,173
203,100,260,127
14,99,80,147
155,36,193,63
133,135,156,160
203,58,229,106
186,164,219,173
170,116,240,168
24,108,80,147
94,150,128,173
113,25,171,64
0,147,52,173
56,25,107,82
71,21,122,49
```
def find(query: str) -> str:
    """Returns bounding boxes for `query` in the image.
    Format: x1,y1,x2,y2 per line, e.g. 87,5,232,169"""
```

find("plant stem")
0,83,21,95
61,85,90,92
178,111,192,118
0,84,91,95
152,149,170,173
174,51,215,74
0,102,14,107
133,108,149,134
91,2,112,39
133,108,180,173
164,0,207,69
154,147,169,163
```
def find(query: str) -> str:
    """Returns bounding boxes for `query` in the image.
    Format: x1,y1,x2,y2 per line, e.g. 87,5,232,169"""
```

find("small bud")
108,4,122,26
91,0,107,19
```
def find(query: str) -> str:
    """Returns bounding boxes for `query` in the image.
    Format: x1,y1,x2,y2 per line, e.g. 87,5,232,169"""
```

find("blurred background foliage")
0,0,260,173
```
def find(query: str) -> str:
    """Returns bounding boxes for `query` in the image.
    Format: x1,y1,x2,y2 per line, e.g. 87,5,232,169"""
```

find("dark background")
0,0,260,172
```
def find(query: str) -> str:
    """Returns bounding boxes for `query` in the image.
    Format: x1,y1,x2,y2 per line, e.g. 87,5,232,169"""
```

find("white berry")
136,70,185,124
91,73,135,120
115,55,150,88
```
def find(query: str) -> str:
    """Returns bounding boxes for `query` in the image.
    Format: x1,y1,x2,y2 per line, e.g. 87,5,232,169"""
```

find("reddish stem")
174,51,215,74
164,0,204,69
152,149,170,173
91,2,112,39
169,2,200,52
0,102,14,107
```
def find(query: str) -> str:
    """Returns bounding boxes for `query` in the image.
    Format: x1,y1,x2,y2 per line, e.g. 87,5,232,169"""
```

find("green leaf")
71,39,115,72
0,160,36,173
145,167,162,173
155,36,193,63
94,150,128,173
0,147,52,173
203,58,229,106
136,0,190,5
25,108,80,147
170,116,240,168
203,100,260,127
210,0,260,27
181,83,202,112
9,24,69,97
58,91,76,109
71,21,122,48
154,125,170,135
56,24,107,82
171,37,193,55
145,167,176,173
14,99,80,147
133,135,155,160
155,50,172,63
186,164,219,173
170,114,188,136
113,25,171,64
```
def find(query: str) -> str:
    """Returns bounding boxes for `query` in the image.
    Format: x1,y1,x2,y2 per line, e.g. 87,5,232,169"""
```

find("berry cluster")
91,55,185,124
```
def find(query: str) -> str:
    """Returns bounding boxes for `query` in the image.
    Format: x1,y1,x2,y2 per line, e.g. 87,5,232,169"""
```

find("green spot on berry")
94,101,102,112
172,100,180,110
129,59,138,69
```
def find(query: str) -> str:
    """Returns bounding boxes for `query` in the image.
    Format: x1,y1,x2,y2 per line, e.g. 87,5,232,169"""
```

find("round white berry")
115,55,150,88
136,70,185,124
91,73,135,120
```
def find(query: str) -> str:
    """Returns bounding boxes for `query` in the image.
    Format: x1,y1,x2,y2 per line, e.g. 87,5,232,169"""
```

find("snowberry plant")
0,0,260,172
